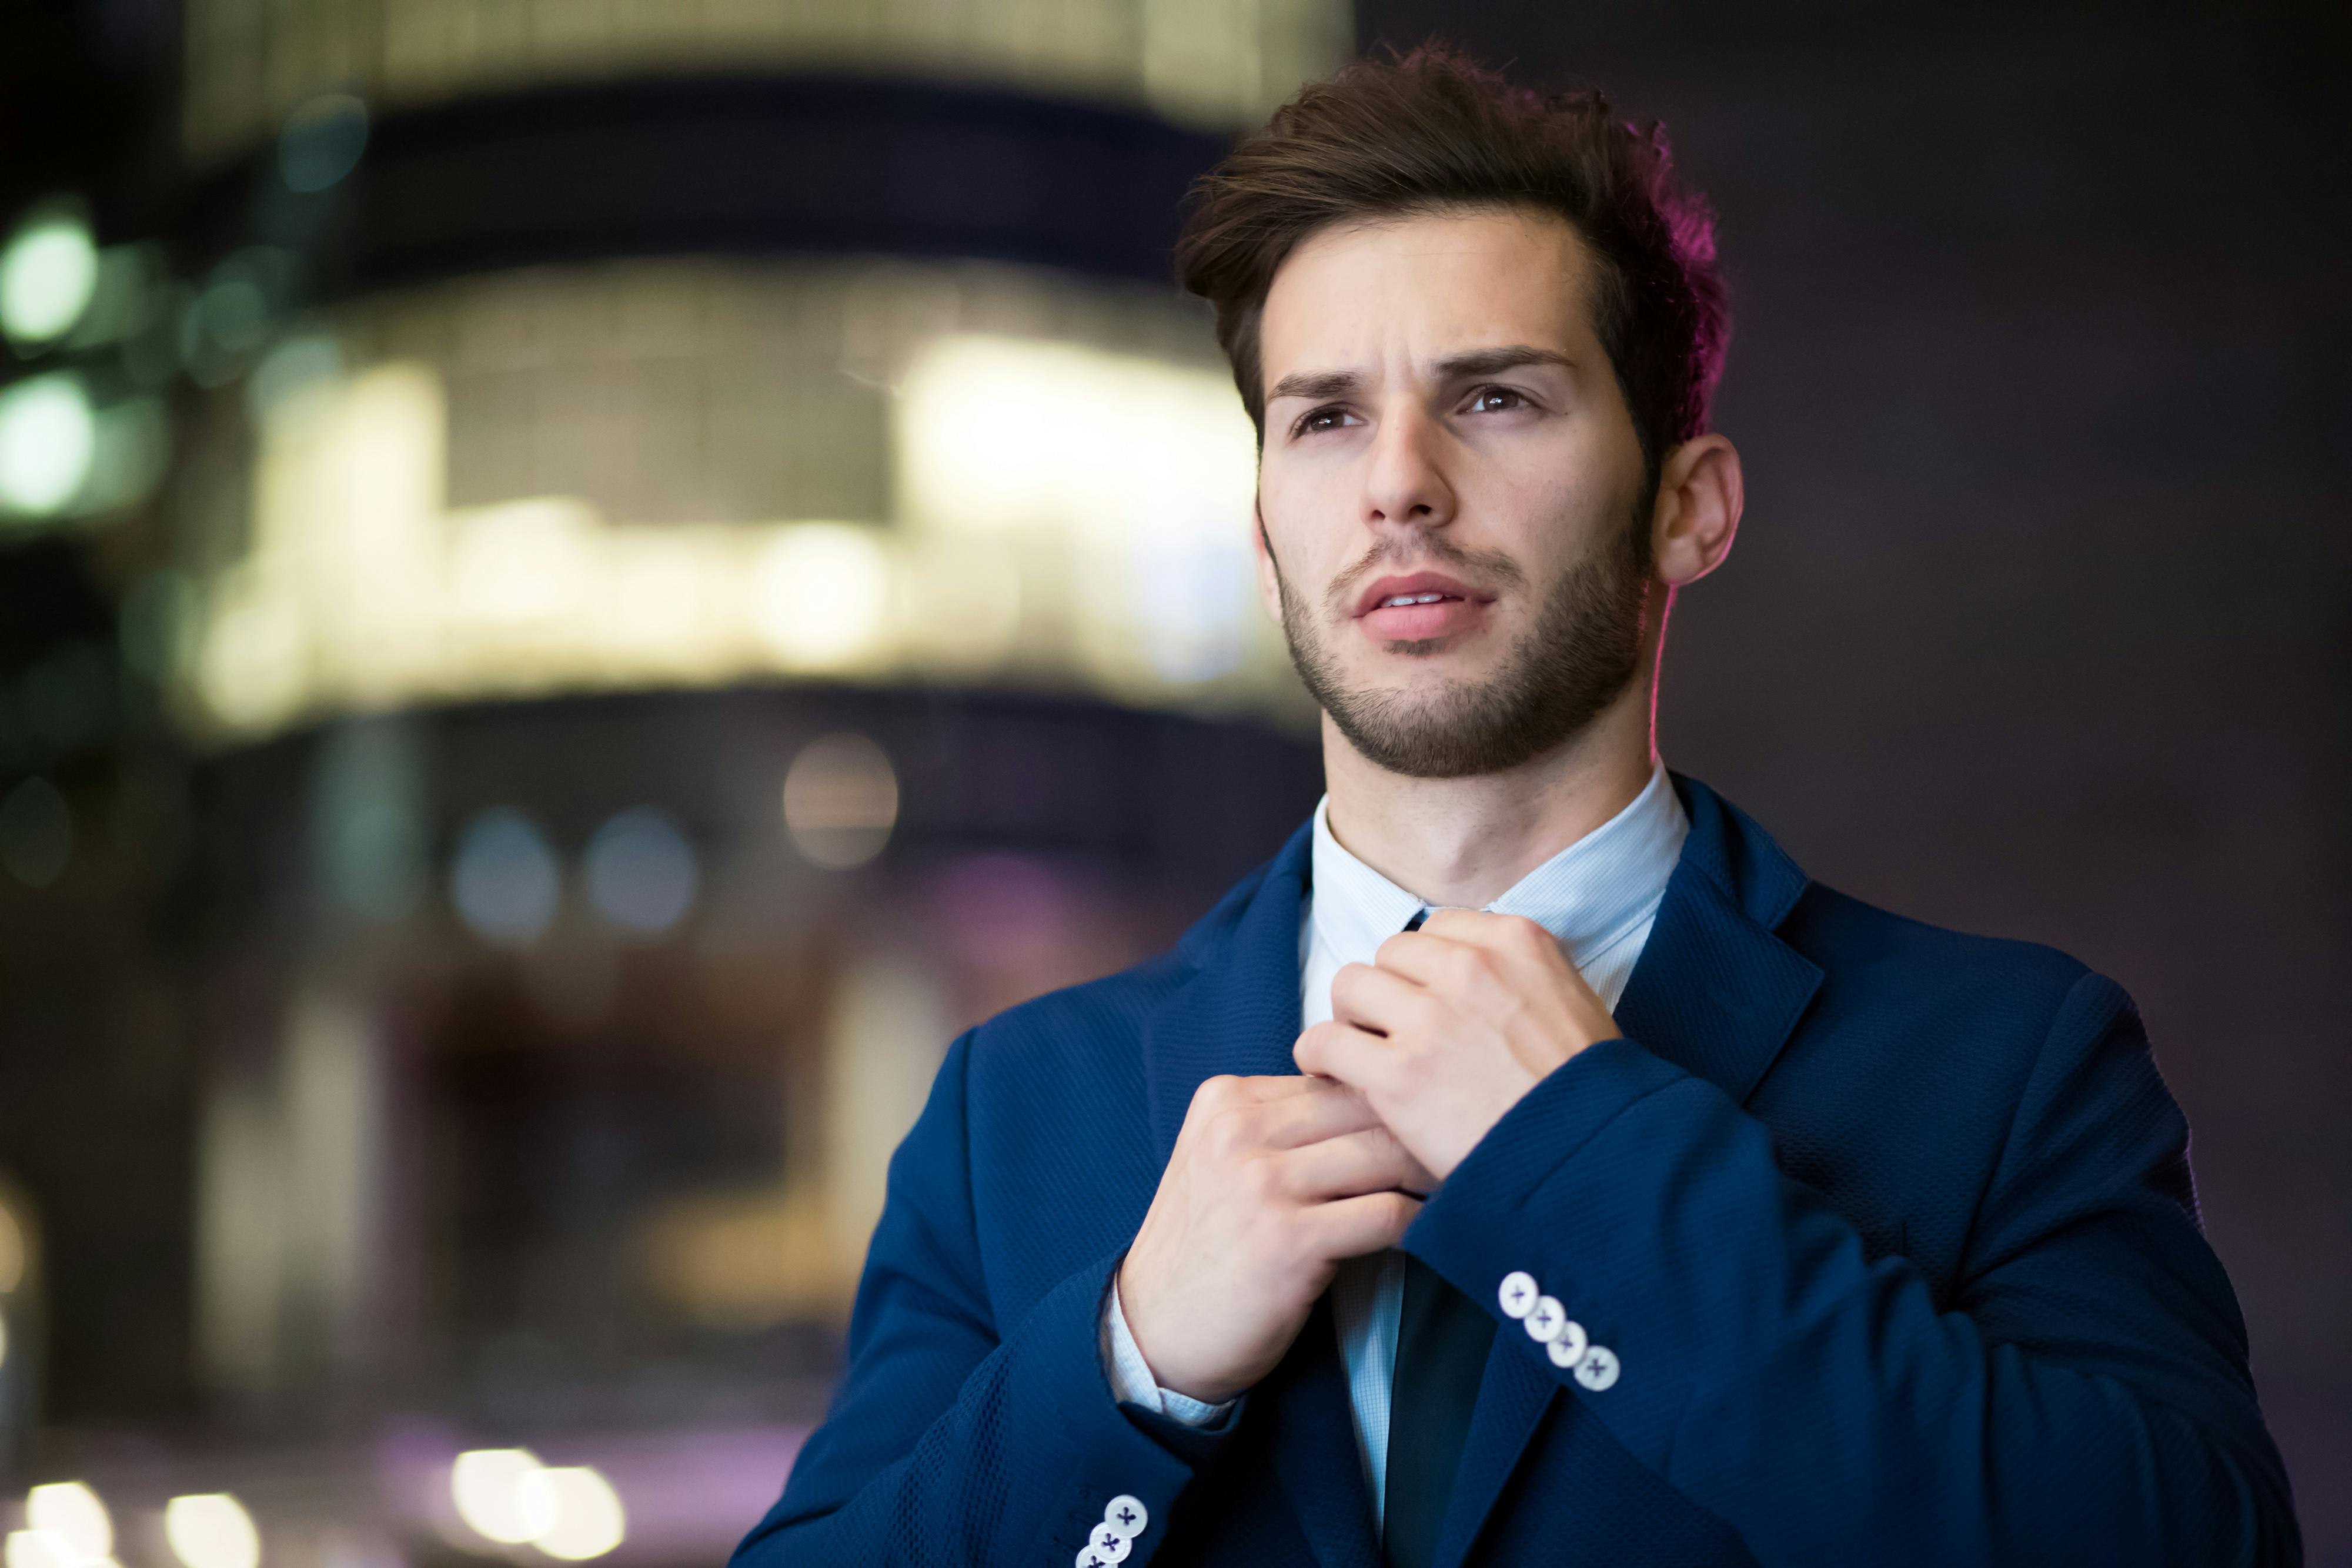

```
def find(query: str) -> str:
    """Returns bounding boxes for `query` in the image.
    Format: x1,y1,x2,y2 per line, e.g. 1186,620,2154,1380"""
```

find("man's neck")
1318,686,1658,910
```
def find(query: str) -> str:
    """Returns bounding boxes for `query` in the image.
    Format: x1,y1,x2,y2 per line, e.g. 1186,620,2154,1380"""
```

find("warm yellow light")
896,334,1263,689
450,1449,545,1546
196,570,309,732
0,1201,22,1291
897,333,1257,545
451,498,601,627
25,1485,111,1562
516,1467,625,1561
162,1495,260,1568
782,733,899,870
751,524,892,669
5,1532,65,1568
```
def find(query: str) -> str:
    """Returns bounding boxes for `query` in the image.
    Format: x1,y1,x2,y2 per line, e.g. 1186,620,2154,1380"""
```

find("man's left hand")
1293,910,1622,1183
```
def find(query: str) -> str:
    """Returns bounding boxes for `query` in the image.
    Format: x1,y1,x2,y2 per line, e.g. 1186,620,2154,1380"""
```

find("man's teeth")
1381,593,1450,607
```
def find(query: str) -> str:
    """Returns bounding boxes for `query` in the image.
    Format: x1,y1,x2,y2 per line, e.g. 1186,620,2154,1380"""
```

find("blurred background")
0,0,2343,1563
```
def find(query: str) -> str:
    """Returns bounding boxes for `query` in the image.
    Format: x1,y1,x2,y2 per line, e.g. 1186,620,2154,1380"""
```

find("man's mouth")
1351,571,1494,641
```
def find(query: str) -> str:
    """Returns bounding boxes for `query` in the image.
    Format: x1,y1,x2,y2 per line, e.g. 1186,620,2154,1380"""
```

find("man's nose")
1361,404,1456,536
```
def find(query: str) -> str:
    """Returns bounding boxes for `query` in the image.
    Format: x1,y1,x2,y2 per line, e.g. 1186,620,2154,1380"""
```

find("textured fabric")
1101,760,1688,1518
731,773,2302,1568
1385,1253,1498,1568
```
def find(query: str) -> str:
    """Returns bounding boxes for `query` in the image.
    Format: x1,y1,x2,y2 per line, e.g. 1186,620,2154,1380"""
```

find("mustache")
1322,534,1528,617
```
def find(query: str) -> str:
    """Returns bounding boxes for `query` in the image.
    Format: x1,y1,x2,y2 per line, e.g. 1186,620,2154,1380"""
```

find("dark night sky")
1,0,2346,1556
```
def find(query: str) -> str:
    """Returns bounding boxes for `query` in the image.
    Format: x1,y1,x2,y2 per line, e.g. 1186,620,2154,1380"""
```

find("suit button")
1102,1496,1148,1539
1544,1319,1589,1368
1077,1549,1114,1568
1524,1295,1568,1343
1573,1344,1621,1392
1498,1271,1539,1319
1084,1523,1132,1563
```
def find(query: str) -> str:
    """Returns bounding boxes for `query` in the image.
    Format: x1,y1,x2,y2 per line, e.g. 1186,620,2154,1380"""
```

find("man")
733,48,2299,1567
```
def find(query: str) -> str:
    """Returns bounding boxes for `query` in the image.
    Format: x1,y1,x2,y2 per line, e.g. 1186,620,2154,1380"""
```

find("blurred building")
0,0,1345,1560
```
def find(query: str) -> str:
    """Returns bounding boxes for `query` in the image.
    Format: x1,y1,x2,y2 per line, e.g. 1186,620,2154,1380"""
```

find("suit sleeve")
1404,968,2301,1567
731,1031,1231,1567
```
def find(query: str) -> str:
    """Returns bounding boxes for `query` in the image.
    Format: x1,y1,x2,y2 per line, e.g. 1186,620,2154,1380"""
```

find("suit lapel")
1430,773,1826,1568
1141,826,1383,1563
1142,821,1314,1163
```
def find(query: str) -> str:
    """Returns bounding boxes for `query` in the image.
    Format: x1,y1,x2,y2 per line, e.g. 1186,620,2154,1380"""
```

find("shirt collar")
1309,759,1689,968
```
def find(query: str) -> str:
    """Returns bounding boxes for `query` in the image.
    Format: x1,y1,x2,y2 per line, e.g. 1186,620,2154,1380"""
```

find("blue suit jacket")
734,774,2298,1566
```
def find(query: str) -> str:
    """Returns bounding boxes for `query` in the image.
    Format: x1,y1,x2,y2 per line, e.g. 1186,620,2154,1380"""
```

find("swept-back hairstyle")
1174,45,1729,482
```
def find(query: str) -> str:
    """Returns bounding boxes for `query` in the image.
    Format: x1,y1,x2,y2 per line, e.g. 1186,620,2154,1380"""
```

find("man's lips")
1351,571,1494,641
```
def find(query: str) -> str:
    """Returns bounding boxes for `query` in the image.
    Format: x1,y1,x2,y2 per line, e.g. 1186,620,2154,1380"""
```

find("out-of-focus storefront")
0,0,1347,1560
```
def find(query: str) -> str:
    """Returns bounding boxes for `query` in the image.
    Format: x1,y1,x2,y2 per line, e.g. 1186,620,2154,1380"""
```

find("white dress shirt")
1104,760,1690,1526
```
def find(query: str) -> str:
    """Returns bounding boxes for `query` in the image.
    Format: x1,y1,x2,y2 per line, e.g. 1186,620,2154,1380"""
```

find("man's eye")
1468,387,1529,414
1294,406,1355,437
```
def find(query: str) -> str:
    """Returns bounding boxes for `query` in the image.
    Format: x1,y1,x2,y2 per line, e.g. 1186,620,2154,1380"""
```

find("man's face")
1254,205,1658,779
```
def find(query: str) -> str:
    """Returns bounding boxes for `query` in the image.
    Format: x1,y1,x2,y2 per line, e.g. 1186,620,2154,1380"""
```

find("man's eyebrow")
1265,367,1364,404
1433,345,1576,379
1265,347,1576,404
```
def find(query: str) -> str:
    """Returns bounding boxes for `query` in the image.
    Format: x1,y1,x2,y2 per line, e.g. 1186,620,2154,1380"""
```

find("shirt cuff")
1100,1273,1238,1427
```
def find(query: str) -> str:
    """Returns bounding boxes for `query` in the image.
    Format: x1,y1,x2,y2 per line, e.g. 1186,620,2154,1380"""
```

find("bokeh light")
751,524,891,670
5,1533,65,1568
781,733,899,869
450,1449,544,1546
278,95,369,193
0,375,96,516
515,1467,626,1560
162,1495,260,1568
0,212,98,345
0,1198,24,1290
450,810,561,945
25,1483,111,1562
584,808,698,937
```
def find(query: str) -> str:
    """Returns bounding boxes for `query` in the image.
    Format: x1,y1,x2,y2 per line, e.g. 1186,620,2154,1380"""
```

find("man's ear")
1649,434,1743,588
1252,497,1287,624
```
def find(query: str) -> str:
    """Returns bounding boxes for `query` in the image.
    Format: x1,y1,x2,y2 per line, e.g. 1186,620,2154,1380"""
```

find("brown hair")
1174,45,1729,480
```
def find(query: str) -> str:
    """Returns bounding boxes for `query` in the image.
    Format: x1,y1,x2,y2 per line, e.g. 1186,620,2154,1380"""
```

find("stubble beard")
1275,516,1653,781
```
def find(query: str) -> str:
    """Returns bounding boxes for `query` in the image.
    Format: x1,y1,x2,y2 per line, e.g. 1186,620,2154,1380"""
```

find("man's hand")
1118,1074,1429,1405
1294,910,1621,1183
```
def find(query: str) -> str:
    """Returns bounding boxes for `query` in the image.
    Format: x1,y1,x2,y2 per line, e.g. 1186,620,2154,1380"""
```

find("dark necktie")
1382,908,1496,1568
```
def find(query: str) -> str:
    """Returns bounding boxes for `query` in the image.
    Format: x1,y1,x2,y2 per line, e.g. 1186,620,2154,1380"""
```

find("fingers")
1185,1070,1382,1151
1329,958,1431,1035
1292,1019,1396,1098
1276,1125,1430,1201
1299,1189,1422,1261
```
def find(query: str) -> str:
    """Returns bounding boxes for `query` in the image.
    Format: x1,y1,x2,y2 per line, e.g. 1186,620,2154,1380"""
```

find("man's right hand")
1117,1073,1428,1405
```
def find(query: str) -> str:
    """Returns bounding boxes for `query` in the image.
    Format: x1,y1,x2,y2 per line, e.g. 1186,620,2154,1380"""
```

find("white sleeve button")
1524,1294,1567,1343
1102,1496,1148,1539
1573,1343,1621,1392
1544,1319,1589,1368
1084,1523,1133,1563
1498,1271,1539,1318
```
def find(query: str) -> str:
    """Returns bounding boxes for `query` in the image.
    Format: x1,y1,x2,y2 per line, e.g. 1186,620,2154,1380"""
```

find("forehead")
1259,205,1602,382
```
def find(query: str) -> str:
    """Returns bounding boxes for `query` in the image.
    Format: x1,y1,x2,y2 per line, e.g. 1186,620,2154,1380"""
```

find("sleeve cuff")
1101,1272,1240,1427
1403,1035,1686,1287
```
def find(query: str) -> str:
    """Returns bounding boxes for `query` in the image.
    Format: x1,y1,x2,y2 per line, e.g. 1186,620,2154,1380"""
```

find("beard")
1274,514,1652,780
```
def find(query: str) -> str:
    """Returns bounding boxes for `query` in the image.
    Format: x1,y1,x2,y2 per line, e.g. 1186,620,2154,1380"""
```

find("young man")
734,49,2298,1567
